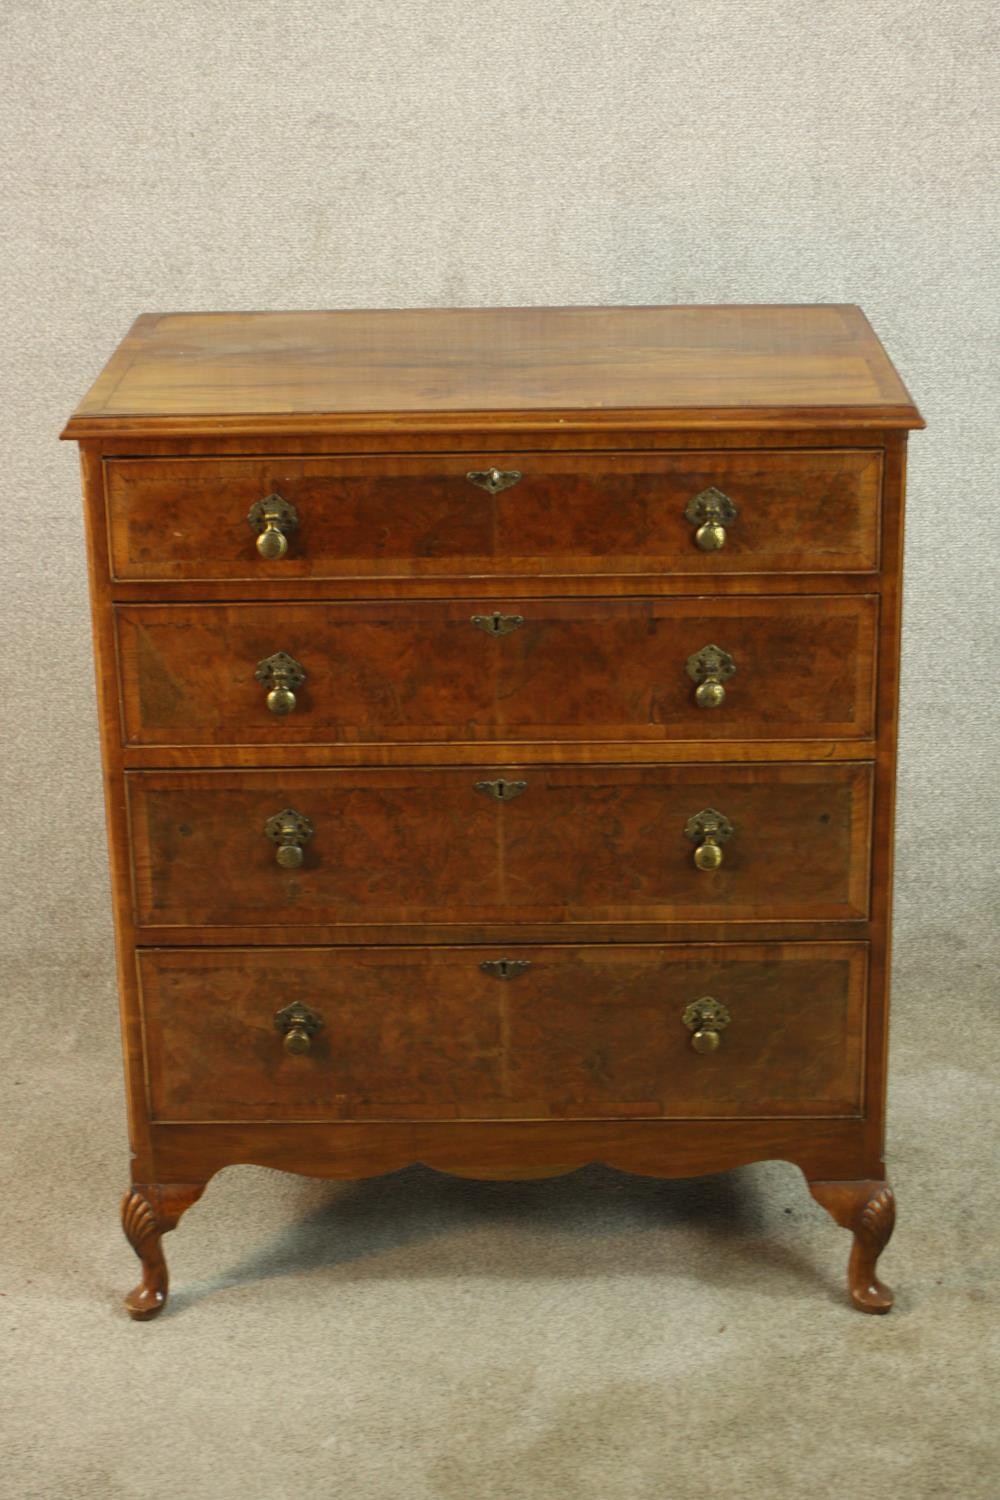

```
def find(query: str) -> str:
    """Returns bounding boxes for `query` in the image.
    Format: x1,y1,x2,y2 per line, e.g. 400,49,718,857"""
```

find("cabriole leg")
121,1182,207,1320
808,1178,896,1313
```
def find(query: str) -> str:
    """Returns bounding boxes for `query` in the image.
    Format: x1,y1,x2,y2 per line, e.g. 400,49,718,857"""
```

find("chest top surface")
61,304,923,438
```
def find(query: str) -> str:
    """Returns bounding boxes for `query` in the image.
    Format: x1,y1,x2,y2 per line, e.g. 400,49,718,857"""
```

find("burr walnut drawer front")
126,763,873,932
115,596,878,747
105,448,881,581
138,943,867,1122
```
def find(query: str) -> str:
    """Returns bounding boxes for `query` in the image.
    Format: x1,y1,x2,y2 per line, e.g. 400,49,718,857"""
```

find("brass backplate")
682,997,731,1034
684,808,734,845
264,808,314,846
683,487,738,526
255,651,306,690
274,1001,323,1036
248,493,299,534
685,643,736,685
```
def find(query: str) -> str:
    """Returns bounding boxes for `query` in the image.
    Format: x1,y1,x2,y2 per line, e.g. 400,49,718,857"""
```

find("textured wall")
2,1,997,1065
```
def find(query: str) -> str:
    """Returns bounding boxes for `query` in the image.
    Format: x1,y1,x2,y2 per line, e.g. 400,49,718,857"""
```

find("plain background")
1,3,998,1498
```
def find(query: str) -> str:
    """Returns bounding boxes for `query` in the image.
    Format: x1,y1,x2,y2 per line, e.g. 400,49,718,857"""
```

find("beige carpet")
2,934,997,1500
2,1,999,1495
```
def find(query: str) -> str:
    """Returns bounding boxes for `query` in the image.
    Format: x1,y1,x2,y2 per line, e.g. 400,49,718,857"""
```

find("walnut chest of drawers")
62,304,923,1318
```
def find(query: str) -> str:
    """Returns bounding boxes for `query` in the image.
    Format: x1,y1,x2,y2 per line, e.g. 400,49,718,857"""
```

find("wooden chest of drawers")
62,305,923,1318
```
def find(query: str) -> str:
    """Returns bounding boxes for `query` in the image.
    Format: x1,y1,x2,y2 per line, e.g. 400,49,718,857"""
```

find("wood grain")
126,763,873,931
121,1182,207,1320
856,431,907,1178
147,1117,884,1185
808,1178,896,1313
61,306,924,437
115,596,878,747
62,305,919,1315
139,942,867,1123
118,739,879,771
104,448,882,581
80,424,904,458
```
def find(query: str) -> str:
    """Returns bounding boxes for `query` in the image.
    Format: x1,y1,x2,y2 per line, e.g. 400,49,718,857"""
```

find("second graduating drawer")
115,596,877,746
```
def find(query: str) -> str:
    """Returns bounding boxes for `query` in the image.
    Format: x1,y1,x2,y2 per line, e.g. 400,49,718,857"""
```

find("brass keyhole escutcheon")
684,487,738,551
682,997,731,1053
264,808,314,868
474,778,528,801
684,808,734,870
686,643,736,710
471,612,525,636
255,651,307,715
248,494,299,559
480,958,532,979
466,467,523,495
274,1002,323,1055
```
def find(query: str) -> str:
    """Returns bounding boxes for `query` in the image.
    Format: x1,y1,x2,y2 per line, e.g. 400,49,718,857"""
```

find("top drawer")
105,449,882,582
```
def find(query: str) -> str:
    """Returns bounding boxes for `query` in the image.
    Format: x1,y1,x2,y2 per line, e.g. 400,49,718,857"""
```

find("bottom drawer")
139,943,866,1123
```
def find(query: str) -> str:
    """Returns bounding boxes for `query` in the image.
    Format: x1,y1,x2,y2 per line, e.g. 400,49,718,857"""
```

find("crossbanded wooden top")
62,304,923,437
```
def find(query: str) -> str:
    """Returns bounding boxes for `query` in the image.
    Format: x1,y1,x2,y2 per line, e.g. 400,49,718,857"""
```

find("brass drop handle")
255,651,306,715
684,808,734,870
248,494,299,559
683,997,731,1053
466,467,522,495
686,644,736,709
684,487,738,551
264,807,314,868
274,1001,323,1055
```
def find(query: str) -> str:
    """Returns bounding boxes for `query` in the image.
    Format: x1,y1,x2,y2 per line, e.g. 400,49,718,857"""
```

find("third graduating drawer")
126,762,872,934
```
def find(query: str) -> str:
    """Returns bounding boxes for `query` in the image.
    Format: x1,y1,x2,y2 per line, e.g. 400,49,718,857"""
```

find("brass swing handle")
248,494,299,559
683,997,731,1053
685,644,736,709
684,487,738,551
274,1001,323,1055
255,651,306,714
264,807,314,868
684,808,734,869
